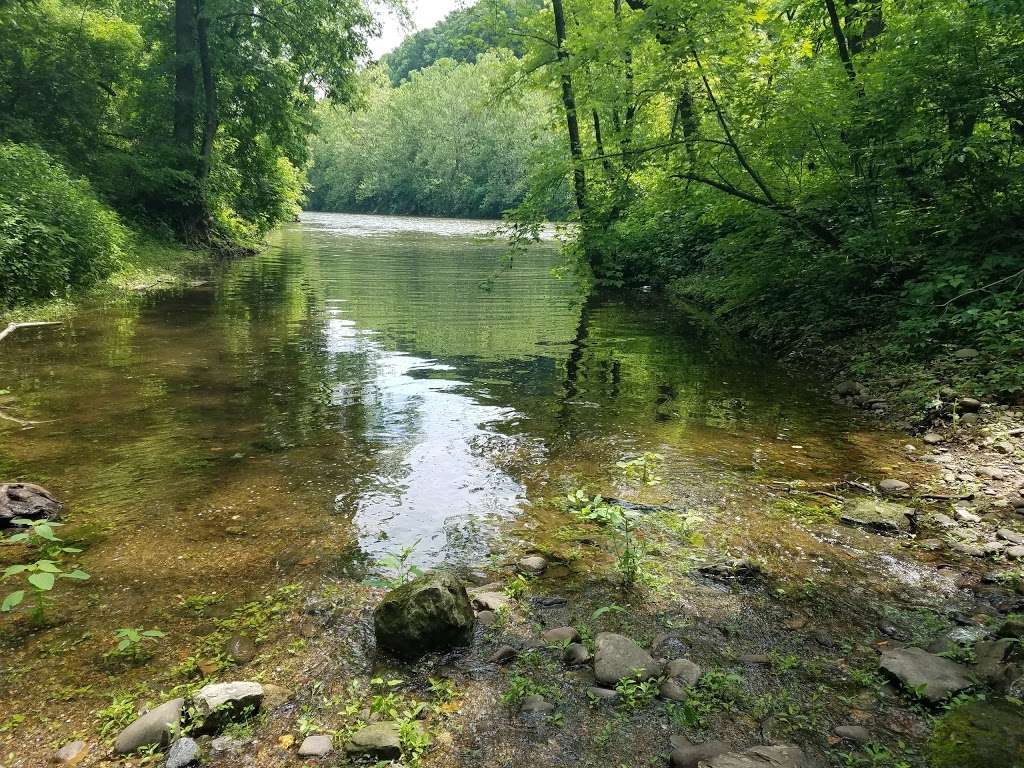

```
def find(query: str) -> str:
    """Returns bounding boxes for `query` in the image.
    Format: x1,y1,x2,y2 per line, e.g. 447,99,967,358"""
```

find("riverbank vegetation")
306,0,1024,407
0,0,382,308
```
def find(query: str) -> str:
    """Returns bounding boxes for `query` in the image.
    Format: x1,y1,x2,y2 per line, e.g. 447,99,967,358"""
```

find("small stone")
981,541,1006,556
541,626,580,645
192,681,263,732
665,658,703,686
960,413,980,426
518,555,548,575
519,694,554,714
737,653,772,664
670,740,730,768
998,528,1024,545
593,633,661,685
470,591,509,612
879,647,971,703
995,441,1015,455
704,745,808,768
51,741,89,766
224,634,257,664
951,542,985,557
840,498,915,534
587,686,619,704
114,698,184,754
836,381,865,396
923,433,945,445
165,738,200,768
210,735,244,753
659,679,689,701
979,466,1008,480
563,642,591,666
476,610,497,626
932,513,957,528
374,571,475,660
345,722,403,760
261,683,292,710
959,397,982,412
488,645,517,665
956,509,982,524
879,479,910,495
917,538,943,551
298,734,333,757
1009,546,1024,560
834,725,871,744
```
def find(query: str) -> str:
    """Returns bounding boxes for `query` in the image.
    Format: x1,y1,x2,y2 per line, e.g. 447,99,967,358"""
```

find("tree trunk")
552,0,587,215
173,0,197,151
824,0,856,82
197,8,217,183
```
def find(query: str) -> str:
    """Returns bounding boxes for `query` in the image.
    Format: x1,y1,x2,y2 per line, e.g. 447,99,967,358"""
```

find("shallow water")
0,213,939,742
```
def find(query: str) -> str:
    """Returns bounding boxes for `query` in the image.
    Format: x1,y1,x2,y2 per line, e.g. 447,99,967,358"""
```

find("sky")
369,1,472,59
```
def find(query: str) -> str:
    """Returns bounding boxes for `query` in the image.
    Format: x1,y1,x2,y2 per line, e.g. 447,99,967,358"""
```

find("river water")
1,213,947,757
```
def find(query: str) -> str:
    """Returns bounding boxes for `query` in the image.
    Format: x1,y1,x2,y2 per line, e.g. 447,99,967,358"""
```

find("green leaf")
2,591,25,611
142,630,166,638
28,572,55,591
2,564,28,577
34,560,61,573
62,569,90,580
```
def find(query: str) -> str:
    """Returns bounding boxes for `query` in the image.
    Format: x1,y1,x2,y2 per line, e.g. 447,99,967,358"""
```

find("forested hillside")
0,0,377,305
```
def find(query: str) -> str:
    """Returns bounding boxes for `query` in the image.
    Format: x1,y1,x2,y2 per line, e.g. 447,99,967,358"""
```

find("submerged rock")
840,498,915,534
0,482,62,527
879,647,972,703
114,698,184,754
593,633,661,685
374,571,475,660
927,697,1024,768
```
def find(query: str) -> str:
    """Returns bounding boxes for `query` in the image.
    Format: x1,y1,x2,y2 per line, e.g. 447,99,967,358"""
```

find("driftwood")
0,321,61,343
0,410,53,427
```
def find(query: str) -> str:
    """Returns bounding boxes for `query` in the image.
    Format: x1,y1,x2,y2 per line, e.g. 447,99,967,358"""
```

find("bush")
0,142,127,304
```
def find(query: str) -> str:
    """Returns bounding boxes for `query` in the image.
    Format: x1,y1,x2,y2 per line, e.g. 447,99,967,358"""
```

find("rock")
833,725,871,744
973,639,1020,684
704,745,810,768
520,694,555,714
298,734,333,757
956,509,982,524
996,618,1024,640
698,559,764,582
998,528,1024,545
670,740,730,768
960,413,980,426
959,397,982,412
593,633,661,685
879,647,972,703
952,542,985,557
979,466,1008,480
192,681,263,732
488,645,517,665
165,738,199,768
836,381,865,396
374,571,475,660
665,658,702,687
879,479,910,495
261,683,292,710
114,698,184,754
1007,545,1024,559
470,590,509,612
994,441,1015,455
0,482,62,527
587,686,619,704
210,736,244,753
518,555,548,574
659,679,689,701
840,498,914,534
927,697,1024,768
224,634,257,664
918,538,943,551
953,349,981,360
932,513,956,528
541,626,580,645
477,610,497,626
345,722,402,760
563,642,591,665
923,433,945,445
51,741,88,766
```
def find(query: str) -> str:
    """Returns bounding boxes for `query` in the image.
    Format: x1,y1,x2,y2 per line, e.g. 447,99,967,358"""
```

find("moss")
928,698,1024,768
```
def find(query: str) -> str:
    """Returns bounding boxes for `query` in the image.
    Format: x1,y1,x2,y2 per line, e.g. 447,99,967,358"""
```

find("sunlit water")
0,213,935,699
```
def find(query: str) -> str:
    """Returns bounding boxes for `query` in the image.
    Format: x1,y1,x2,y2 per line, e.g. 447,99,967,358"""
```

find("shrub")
0,142,127,304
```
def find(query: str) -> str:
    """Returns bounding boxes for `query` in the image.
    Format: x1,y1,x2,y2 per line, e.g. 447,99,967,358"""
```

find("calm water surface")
0,212,913,645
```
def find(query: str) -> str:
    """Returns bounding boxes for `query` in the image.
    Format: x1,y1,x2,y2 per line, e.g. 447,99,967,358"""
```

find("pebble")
165,738,199,768
980,466,1008,480
956,509,982,524
998,528,1024,545
52,741,89,766
488,645,517,665
563,642,591,666
520,694,554,714
959,397,982,412
518,555,548,575
541,626,580,645
961,413,980,426
933,513,957,528
476,610,497,627
298,734,333,757
1007,546,1024,560
587,686,619,704
878,479,910,494
834,725,871,744
923,433,944,445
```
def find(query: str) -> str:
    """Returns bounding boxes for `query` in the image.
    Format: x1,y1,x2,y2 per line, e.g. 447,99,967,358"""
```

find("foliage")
617,452,663,486
97,691,138,740
1,517,89,624
308,52,570,219
106,627,167,664
666,669,745,730
570,492,646,589
0,143,127,305
364,540,424,589
614,675,658,710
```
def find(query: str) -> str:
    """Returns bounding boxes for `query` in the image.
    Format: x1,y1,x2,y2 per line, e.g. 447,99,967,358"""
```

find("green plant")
105,627,166,664
505,574,531,600
364,540,424,589
570,494,646,590
666,670,746,730
839,742,913,768
97,691,137,740
501,673,555,707
369,676,405,720
400,717,432,764
428,677,457,705
2,518,89,623
614,675,658,710
617,453,664,486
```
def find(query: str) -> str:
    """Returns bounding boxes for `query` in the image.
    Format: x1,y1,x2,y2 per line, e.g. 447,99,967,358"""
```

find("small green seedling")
106,627,166,664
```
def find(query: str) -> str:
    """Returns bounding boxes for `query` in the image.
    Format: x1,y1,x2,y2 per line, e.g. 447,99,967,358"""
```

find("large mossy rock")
928,698,1024,768
373,571,475,660
0,482,62,527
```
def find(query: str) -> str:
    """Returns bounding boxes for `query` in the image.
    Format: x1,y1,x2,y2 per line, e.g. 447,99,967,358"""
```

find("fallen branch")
0,321,61,343
0,409,53,427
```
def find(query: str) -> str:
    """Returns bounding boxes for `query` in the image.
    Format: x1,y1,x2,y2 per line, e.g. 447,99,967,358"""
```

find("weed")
617,452,664,486
364,540,424,589
97,691,137,740
505,574,531,600
2,518,89,624
105,627,166,665
614,676,658,710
